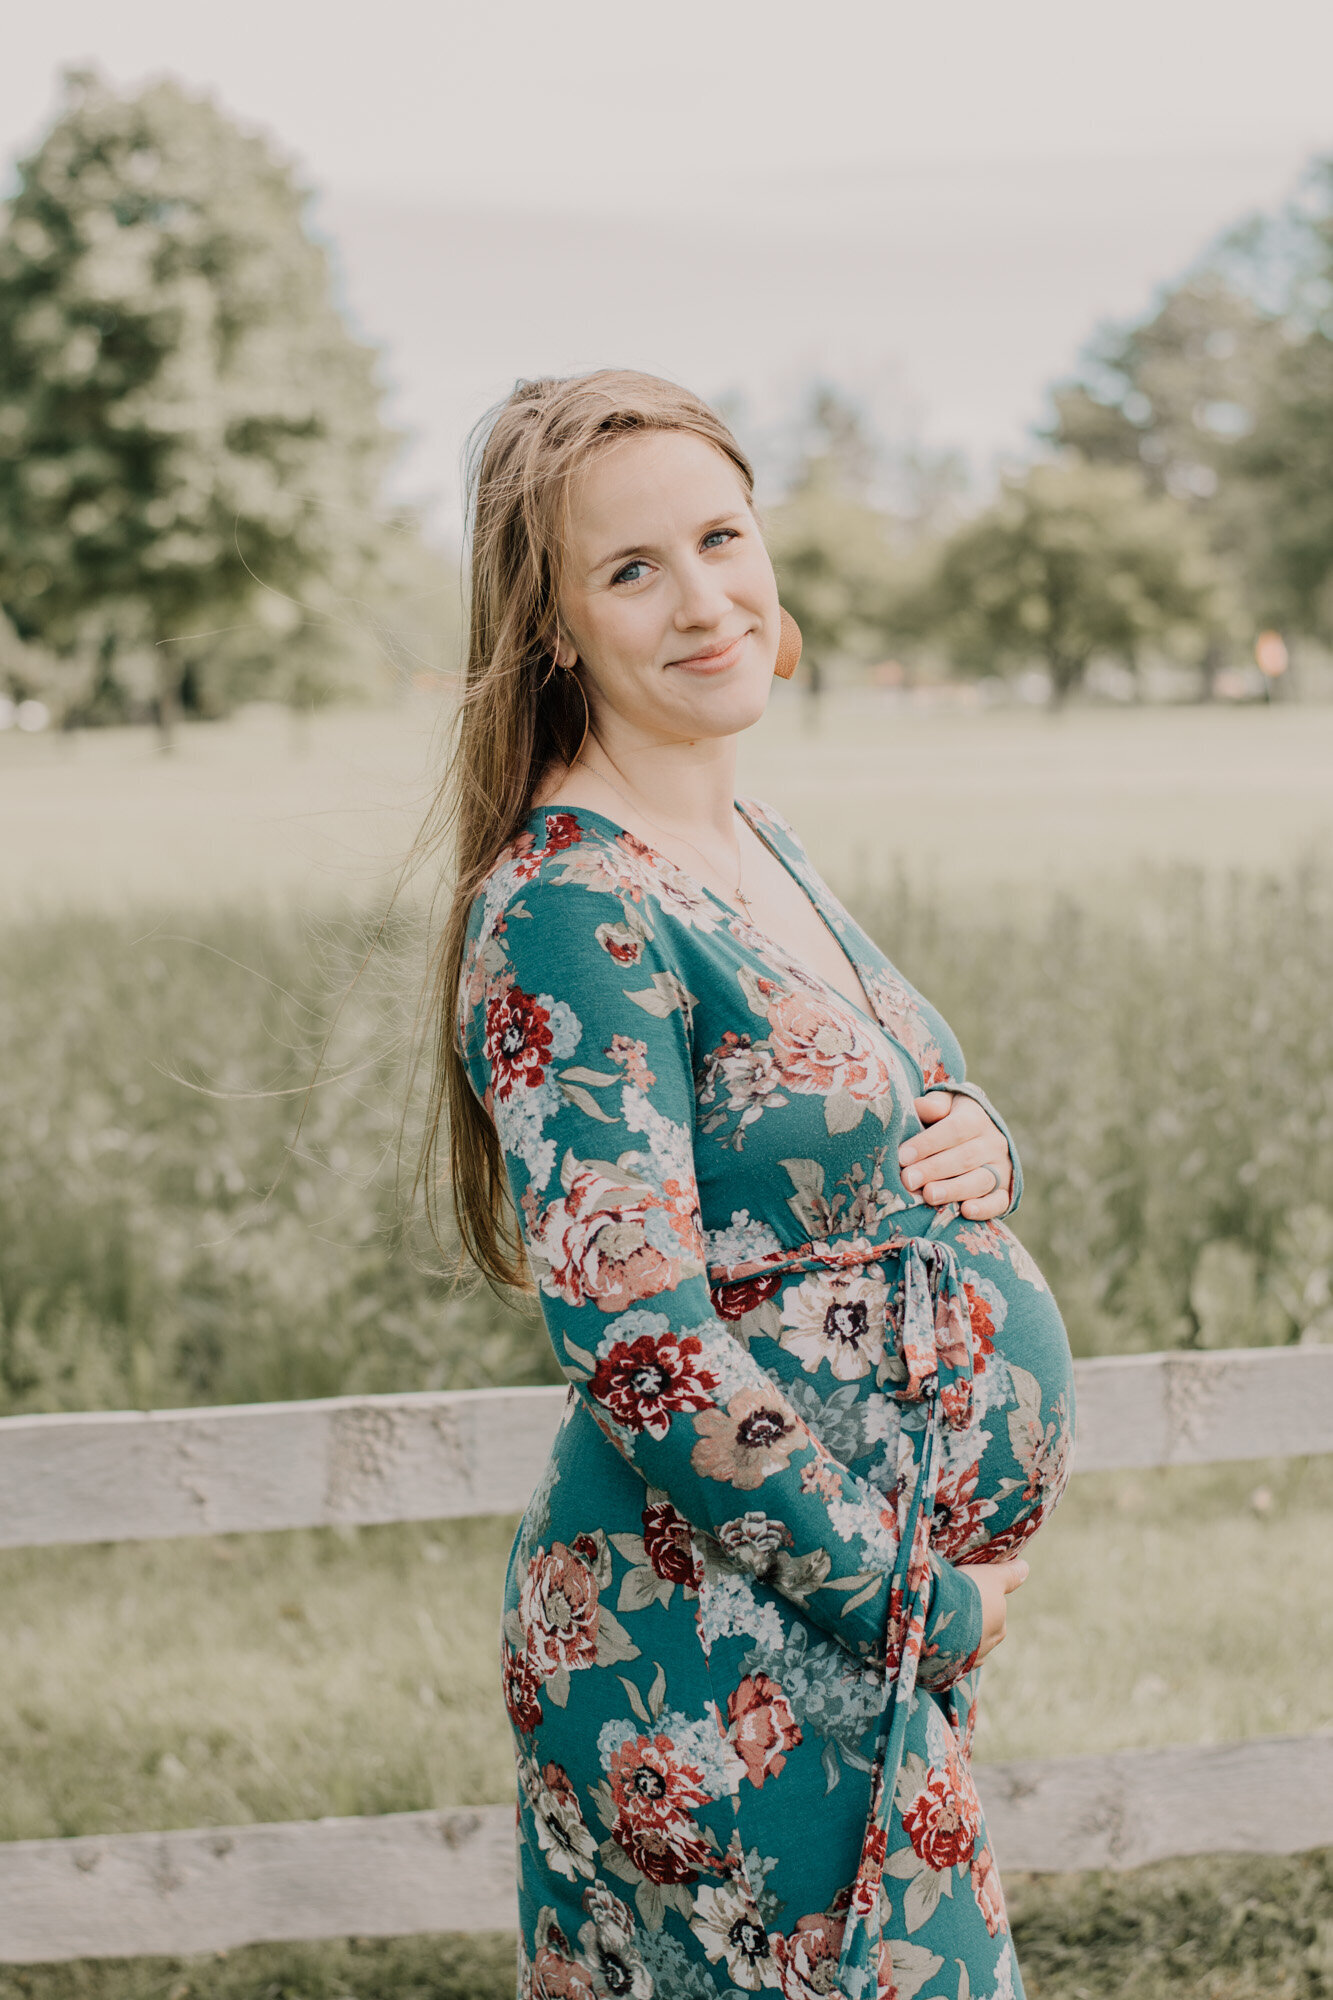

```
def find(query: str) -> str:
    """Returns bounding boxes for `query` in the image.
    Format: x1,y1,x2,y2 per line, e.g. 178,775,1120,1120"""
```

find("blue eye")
702,529,737,551
612,559,648,586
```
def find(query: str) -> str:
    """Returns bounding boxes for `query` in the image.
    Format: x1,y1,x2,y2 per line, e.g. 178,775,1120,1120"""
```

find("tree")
0,69,396,735
901,460,1226,704
763,388,907,717
1232,160,1333,641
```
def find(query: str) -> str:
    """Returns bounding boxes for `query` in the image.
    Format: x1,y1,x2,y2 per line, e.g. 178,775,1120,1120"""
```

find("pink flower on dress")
519,1542,601,1677
606,1033,655,1091
771,1905,847,2000
529,1162,703,1313
765,990,894,1103
971,1840,1008,1936
727,1672,803,1788
691,1387,806,1491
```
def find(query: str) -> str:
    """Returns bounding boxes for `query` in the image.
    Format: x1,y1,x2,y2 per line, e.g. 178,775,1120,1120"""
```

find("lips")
667,632,750,671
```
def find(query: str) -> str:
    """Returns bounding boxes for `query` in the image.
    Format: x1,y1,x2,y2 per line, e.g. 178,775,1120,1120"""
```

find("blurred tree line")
766,159,1333,703
0,69,458,734
5,70,1333,718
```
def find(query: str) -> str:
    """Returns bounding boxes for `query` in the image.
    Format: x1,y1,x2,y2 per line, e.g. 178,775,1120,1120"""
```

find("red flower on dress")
849,1822,888,1919
900,1754,981,1871
501,1638,544,1732
963,1279,997,1374
709,1270,783,1321
726,1673,803,1789
606,1734,715,1884
606,1734,710,1827
485,985,553,1101
543,812,583,853
642,1499,703,1588
590,1332,719,1438
613,1814,717,1886
519,1542,601,1678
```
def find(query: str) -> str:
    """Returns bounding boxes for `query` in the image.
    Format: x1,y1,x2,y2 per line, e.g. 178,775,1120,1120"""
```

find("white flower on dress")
690,1878,776,1990
779,1266,889,1380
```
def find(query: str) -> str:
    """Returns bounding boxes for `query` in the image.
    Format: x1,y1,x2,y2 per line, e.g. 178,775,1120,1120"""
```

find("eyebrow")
591,511,746,574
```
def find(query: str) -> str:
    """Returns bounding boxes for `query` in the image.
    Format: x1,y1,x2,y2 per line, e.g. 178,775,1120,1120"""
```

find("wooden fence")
2,1345,1330,1963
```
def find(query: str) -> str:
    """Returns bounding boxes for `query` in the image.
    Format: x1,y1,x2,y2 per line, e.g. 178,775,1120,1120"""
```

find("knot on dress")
707,1212,977,1433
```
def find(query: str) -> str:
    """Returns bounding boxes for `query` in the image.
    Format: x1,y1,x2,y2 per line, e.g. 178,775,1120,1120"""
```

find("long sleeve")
462,869,981,1674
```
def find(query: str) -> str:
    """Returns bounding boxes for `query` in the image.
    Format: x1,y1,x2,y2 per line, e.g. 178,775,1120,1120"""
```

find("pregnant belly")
931,1215,1076,1561
744,1213,1076,1566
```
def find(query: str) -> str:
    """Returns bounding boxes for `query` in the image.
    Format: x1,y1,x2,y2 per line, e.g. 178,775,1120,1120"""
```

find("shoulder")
458,808,711,1054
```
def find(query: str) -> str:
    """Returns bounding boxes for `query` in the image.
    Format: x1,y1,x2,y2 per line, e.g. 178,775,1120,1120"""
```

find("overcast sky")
5,2,1331,526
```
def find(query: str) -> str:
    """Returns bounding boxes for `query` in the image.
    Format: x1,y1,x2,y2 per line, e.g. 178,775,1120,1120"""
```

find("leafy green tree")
0,69,396,733
901,460,1225,704
763,388,904,715
1232,160,1333,640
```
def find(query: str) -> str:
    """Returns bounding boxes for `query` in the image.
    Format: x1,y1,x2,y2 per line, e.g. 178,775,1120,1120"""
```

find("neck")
576,726,740,843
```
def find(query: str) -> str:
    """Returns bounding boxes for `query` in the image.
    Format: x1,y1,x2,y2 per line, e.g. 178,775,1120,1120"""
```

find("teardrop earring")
774,607,803,680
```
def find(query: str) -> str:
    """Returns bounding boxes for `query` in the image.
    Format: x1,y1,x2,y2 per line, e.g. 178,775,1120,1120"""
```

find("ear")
551,632,577,671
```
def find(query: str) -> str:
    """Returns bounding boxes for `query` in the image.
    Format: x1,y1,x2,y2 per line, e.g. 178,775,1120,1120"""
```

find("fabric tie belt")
708,1207,977,1996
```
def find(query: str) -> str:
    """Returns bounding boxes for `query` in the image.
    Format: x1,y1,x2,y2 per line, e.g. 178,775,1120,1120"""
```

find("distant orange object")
1255,630,1289,677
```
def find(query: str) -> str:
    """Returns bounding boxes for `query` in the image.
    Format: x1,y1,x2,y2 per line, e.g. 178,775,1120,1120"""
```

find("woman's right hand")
962,1556,1029,1662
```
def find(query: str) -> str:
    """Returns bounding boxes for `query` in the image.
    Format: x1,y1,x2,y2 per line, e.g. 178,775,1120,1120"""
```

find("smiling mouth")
667,632,750,671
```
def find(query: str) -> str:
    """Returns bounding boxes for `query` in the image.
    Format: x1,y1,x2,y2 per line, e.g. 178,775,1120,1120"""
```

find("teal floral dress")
460,800,1075,2000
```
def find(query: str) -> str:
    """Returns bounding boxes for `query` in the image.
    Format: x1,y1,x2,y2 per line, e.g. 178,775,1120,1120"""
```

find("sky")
5,1,1332,528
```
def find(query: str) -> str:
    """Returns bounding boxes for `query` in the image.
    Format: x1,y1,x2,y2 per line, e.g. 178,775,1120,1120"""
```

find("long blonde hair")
415,369,755,1288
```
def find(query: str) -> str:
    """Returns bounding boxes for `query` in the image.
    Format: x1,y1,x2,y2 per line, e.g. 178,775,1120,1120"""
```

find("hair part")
412,368,754,1288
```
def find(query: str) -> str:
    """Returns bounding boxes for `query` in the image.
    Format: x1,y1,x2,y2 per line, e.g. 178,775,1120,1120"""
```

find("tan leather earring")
774,606,803,680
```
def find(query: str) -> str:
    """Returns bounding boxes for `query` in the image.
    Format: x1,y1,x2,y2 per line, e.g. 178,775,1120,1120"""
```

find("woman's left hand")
898,1092,1013,1219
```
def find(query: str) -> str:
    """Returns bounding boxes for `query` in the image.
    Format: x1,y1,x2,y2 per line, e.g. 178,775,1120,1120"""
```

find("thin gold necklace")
572,756,754,916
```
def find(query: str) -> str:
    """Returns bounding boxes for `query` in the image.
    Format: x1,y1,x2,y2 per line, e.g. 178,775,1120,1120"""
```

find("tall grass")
0,907,546,1418
2,863,1330,1415
2,867,1330,1997
856,859,1333,1356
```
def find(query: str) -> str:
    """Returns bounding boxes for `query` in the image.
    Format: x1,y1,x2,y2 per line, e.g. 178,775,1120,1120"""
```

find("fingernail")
903,1170,920,1189
899,1145,915,1163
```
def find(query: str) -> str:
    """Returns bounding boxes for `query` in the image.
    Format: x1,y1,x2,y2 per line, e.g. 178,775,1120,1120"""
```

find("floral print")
462,799,1076,1999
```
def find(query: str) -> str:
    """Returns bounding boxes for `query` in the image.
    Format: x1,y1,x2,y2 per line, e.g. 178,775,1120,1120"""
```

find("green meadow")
2,694,1331,1998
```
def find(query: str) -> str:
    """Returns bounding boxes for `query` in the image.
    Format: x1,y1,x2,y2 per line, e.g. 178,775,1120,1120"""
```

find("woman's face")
554,429,781,748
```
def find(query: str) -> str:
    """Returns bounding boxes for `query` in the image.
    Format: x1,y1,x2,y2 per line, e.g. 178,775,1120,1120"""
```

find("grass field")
2,692,1331,918
3,696,1332,1998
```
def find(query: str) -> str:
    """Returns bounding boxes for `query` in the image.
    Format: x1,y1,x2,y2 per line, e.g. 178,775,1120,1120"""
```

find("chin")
678,676,772,740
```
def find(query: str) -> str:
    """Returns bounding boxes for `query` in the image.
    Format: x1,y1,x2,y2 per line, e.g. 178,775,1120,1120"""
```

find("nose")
672,552,733,632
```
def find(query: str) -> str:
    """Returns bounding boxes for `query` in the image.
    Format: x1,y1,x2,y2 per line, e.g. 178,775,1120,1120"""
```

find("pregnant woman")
428,371,1075,2000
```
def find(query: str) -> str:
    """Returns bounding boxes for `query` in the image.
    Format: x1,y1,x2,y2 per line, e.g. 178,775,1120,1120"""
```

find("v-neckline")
525,799,883,1038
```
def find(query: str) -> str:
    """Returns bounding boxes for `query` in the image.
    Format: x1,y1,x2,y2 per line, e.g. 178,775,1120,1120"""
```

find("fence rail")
3,1345,1329,1550
1,1345,1330,1963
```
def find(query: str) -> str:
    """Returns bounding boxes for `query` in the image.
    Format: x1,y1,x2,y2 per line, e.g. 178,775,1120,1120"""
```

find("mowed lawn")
2,691,1331,918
